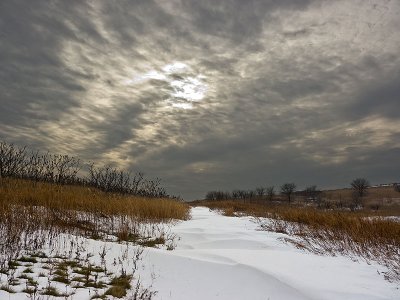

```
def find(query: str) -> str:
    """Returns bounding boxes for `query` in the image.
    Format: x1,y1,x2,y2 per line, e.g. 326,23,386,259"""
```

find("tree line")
0,141,168,198
205,183,321,203
205,178,400,207
205,183,302,202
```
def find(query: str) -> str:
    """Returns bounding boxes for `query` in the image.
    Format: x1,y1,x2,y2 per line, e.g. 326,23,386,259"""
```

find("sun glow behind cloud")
171,75,207,101
125,62,208,109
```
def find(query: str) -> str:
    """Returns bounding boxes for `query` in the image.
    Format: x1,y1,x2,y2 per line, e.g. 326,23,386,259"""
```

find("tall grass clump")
1,178,189,221
265,207,400,281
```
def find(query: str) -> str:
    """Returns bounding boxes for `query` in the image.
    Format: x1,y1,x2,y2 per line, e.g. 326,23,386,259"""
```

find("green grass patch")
91,293,107,299
53,275,70,284
110,274,132,289
10,279,21,286
91,266,105,273
30,252,48,258
8,260,21,269
22,267,34,273
42,264,52,270
62,260,80,268
0,285,16,293
105,285,128,298
54,268,68,277
22,287,37,294
71,283,84,289
74,266,92,276
71,275,86,283
27,277,38,286
84,280,107,288
41,286,68,297
104,274,133,298
139,236,165,247
18,273,29,279
18,256,37,263
117,231,140,242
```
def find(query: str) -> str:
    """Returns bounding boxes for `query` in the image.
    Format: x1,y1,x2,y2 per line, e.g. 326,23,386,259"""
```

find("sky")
1,0,399,200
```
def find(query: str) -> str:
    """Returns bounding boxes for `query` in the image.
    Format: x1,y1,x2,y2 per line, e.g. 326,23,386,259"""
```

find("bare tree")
0,140,170,198
280,183,296,203
350,178,369,209
205,191,216,200
305,185,319,201
351,178,370,198
266,186,275,201
394,183,400,193
131,172,144,194
0,142,27,178
204,191,230,201
247,190,256,199
231,190,241,199
53,154,81,184
235,190,249,200
255,187,266,198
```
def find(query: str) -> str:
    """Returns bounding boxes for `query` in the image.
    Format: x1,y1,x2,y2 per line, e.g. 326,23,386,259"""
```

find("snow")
365,216,400,223
139,207,399,300
1,206,399,299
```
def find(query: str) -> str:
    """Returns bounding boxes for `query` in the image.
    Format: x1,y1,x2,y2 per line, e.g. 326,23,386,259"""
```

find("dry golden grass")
0,178,190,222
192,200,400,245
0,177,190,269
323,186,400,205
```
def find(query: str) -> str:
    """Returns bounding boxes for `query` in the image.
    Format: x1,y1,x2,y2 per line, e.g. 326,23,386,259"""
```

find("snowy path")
142,207,399,300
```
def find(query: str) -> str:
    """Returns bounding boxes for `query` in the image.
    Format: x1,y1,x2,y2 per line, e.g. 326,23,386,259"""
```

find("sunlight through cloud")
163,62,188,74
125,62,208,109
170,102,194,110
171,76,207,101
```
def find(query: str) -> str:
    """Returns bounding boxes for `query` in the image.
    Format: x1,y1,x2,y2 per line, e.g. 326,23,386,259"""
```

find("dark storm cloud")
351,75,400,120
181,0,313,41
0,1,92,132
1,0,399,199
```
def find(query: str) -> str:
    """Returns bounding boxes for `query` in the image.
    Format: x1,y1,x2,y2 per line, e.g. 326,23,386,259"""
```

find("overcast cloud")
1,0,399,199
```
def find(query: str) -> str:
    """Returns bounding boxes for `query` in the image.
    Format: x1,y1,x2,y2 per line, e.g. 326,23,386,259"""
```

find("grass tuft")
22,287,37,294
18,256,37,263
0,285,16,293
139,237,166,248
41,286,68,297
53,275,70,284
105,285,127,298
22,267,34,273
105,274,133,298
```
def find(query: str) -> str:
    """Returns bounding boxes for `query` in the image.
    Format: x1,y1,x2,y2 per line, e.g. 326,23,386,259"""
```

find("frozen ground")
1,206,399,299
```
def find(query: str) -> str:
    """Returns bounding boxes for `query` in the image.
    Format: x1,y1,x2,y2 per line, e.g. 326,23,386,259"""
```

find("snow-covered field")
1,207,399,299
